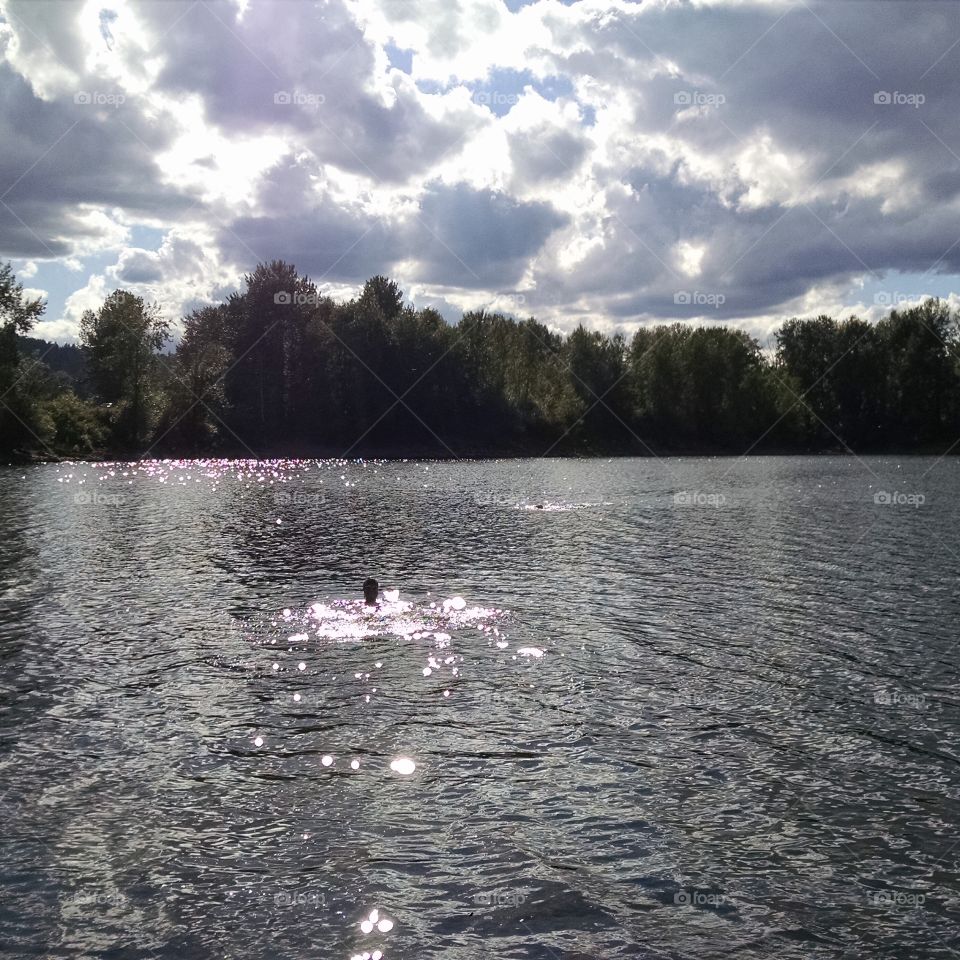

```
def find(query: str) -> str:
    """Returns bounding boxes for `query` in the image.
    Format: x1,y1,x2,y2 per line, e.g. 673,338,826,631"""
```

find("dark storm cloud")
592,186,960,324
405,182,568,288
218,160,568,289
218,209,394,282
0,63,195,259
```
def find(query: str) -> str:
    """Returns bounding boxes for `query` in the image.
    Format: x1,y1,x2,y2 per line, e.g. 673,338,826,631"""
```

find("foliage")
43,391,106,454
4,257,960,460
79,290,169,449
0,263,47,455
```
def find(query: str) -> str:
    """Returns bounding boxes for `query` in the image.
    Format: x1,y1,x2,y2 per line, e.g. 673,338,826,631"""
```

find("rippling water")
1,456,959,960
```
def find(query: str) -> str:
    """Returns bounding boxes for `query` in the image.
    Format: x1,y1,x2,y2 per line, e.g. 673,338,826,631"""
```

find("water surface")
1,456,958,959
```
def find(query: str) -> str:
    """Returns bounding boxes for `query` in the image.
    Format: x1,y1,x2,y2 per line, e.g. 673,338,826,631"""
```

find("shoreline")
6,444,958,466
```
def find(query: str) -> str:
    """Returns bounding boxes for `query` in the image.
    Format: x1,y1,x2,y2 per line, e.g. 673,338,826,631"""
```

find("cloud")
405,181,568,288
1,0,959,342
217,154,568,291
0,59,194,259
137,0,486,184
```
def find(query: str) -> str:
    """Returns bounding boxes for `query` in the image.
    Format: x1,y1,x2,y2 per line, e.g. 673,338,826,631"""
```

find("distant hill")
18,336,89,392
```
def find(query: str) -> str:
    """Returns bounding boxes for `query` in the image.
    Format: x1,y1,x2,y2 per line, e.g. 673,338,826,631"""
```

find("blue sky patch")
469,68,575,117
384,42,413,75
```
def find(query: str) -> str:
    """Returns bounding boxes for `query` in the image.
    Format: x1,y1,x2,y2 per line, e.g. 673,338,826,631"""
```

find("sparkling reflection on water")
1,456,959,960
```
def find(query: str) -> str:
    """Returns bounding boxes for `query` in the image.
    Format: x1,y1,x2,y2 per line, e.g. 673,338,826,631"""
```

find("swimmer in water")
363,577,379,606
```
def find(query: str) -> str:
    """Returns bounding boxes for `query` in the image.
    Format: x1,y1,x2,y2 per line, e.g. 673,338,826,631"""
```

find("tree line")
1,259,958,460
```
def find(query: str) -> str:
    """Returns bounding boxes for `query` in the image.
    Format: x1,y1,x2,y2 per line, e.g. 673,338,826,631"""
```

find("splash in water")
264,590,505,646
520,500,610,512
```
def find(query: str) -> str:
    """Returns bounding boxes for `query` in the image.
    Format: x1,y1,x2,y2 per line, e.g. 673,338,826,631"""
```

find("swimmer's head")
363,578,379,605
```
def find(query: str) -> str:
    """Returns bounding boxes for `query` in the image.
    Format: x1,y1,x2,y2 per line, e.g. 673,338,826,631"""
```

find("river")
1,456,958,959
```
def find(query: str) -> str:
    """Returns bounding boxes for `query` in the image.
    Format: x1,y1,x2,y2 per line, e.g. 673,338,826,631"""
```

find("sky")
1,0,959,344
